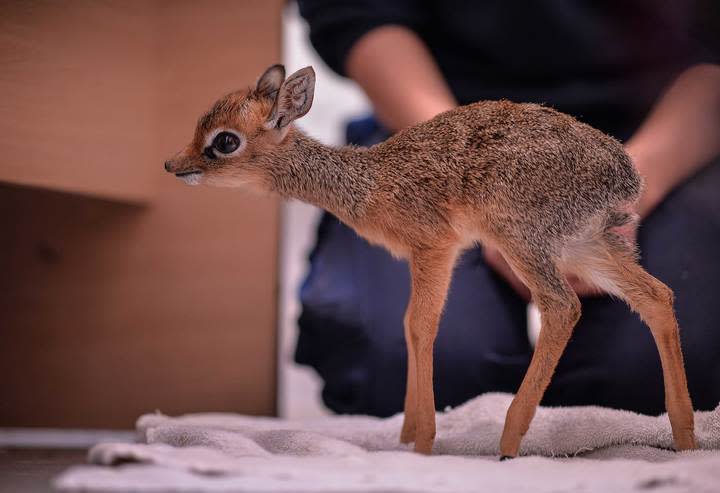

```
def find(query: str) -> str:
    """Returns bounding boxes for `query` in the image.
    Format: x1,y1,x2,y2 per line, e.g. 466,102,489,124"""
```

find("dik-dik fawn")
165,65,696,458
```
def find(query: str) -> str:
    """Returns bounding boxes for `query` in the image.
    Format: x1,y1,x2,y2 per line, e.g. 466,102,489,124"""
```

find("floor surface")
0,448,86,493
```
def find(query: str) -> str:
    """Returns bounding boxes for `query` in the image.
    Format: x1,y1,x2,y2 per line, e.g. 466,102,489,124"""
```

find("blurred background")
0,0,352,444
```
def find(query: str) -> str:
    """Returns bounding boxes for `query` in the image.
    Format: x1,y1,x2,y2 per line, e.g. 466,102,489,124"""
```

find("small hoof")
414,439,434,455
499,455,514,461
674,435,697,451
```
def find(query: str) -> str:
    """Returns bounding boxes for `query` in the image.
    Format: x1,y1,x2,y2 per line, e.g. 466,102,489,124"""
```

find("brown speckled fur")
165,65,696,458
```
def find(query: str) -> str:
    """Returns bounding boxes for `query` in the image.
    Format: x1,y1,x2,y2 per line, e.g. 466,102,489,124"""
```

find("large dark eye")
212,131,241,154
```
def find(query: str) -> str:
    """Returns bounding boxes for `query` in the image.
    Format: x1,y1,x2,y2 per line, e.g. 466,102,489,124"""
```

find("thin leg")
577,236,696,450
403,247,457,454
498,252,581,458
400,316,417,443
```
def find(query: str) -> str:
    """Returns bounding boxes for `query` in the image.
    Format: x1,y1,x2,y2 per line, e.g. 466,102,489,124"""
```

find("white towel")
56,393,720,492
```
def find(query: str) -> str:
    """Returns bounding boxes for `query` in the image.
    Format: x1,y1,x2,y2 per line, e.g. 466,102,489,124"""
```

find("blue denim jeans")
295,116,720,417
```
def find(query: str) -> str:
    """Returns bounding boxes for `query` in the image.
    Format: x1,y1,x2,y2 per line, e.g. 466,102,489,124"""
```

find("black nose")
164,161,173,172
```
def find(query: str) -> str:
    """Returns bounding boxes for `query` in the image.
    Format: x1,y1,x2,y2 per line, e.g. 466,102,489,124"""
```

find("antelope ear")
269,66,315,129
256,64,286,100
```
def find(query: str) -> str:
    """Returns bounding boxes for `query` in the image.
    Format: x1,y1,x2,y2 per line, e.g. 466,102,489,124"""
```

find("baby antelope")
164,65,696,458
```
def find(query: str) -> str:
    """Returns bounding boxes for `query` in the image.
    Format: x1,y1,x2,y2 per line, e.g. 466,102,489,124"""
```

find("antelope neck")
266,129,375,222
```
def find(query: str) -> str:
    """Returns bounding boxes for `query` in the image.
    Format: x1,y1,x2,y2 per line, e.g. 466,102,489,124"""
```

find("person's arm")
297,0,453,130
627,63,720,217
345,25,457,131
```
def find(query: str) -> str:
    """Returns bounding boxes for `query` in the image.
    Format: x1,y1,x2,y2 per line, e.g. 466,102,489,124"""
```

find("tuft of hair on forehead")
194,87,275,144
197,89,253,132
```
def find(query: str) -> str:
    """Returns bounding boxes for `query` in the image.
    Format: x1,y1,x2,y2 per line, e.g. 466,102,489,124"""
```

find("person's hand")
482,247,609,300
482,218,638,300
482,247,532,301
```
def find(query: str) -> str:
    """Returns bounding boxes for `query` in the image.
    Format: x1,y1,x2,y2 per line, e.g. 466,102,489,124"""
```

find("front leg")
403,246,458,454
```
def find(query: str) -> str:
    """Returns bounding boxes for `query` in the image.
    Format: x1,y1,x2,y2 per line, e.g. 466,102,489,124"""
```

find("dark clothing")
294,1,720,417
299,0,719,140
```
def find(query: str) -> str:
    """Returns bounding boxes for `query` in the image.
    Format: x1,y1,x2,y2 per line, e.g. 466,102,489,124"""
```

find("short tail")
602,207,640,261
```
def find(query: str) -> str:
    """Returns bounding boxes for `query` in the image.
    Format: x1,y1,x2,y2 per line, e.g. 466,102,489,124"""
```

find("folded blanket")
56,393,720,492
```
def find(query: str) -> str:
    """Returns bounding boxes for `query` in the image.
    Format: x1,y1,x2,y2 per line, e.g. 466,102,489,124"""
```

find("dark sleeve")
297,0,428,76
691,0,720,63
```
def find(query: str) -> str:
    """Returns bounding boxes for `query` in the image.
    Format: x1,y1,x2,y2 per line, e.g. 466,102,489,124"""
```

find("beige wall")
0,0,283,428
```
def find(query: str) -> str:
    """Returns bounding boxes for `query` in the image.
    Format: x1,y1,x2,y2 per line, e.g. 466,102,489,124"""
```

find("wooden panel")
0,0,283,428
0,1,157,202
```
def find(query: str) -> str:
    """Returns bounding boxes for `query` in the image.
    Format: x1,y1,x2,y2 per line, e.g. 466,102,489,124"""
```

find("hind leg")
569,233,696,450
496,249,581,458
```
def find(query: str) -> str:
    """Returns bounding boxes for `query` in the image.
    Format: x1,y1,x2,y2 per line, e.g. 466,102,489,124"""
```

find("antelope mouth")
175,170,203,186
175,170,201,177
